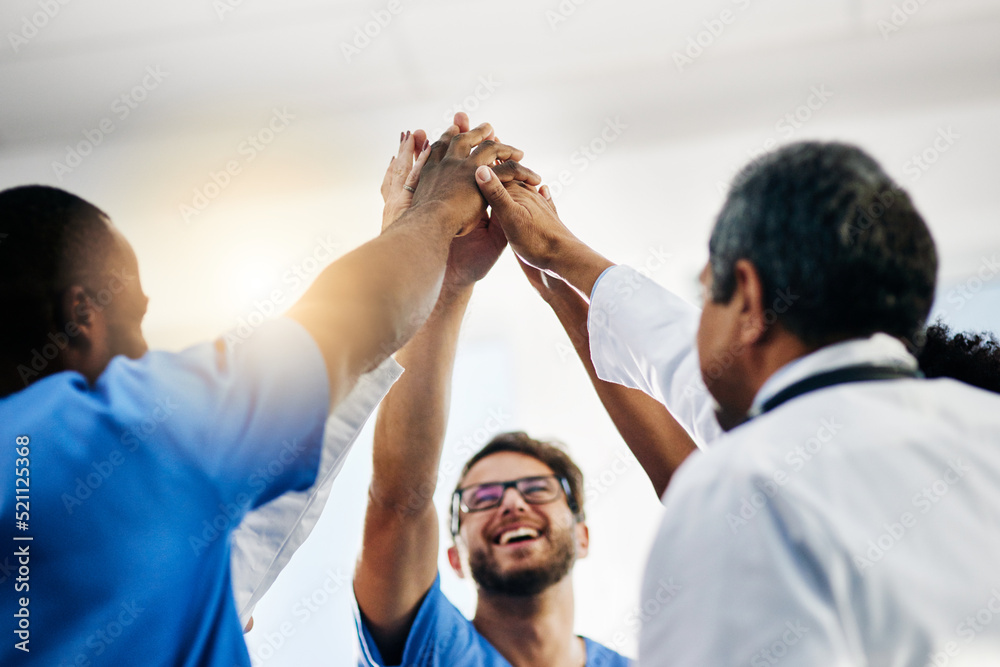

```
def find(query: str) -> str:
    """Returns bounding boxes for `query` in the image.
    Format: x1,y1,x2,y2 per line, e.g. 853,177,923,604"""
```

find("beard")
468,524,577,597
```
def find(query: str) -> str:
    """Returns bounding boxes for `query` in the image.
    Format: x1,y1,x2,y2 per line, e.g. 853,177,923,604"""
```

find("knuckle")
494,161,519,176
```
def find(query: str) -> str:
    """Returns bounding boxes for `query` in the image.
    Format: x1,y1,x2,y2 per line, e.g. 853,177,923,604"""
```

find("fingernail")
422,139,430,152
476,166,493,183
541,185,551,200
400,131,405,144
405,130,411,140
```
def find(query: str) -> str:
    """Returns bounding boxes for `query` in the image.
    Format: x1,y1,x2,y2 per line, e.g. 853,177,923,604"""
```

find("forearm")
546,287,696,497
545,237,614,299
287,202,462,408
354,284,471,658
368,284,471,512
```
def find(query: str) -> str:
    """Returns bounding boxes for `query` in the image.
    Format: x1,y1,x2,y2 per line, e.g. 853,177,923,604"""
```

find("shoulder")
583,637,632,666
101,317,328,432
114,316,324,393
356,574,506,667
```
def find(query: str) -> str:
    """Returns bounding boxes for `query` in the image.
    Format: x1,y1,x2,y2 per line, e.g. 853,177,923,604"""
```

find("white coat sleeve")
228,356,403,626
587,265,722,448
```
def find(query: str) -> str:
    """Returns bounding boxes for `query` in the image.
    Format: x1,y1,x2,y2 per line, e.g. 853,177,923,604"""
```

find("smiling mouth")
496,527,541,546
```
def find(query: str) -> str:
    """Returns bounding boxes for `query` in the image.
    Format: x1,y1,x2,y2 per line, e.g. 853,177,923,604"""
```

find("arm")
353,284,471,664
518,256,696,497
485,177,699,492
479,172,723,448
354,120,527,663
287,123,521,411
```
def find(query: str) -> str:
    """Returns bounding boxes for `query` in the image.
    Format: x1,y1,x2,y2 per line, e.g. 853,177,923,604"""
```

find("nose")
496,485,529,514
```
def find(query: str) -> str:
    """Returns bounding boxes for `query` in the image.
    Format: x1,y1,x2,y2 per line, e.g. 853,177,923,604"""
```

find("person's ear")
62,285,98,347
446,545,465,579
58,285,111,383
731,259,768,346
575,521,589,560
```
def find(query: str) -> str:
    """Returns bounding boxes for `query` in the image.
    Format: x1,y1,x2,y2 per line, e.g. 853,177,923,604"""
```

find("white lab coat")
229,357,402,626
588,265,1000,666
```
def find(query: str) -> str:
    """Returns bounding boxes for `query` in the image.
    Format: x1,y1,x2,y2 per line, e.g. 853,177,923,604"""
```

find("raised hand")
380,124,504,292
381,130,429,231
475,166,613,297
442,160,542,291
508,186,580,299
411,119,526,237
441,212,506,291
474,169,577,271
381,117,541,293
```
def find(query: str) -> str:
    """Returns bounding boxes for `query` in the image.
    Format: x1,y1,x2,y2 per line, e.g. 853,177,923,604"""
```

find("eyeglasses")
450,475,574,536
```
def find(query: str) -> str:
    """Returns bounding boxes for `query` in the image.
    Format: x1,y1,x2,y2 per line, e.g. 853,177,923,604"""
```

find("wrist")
538,232,590,273
399,200,465,239
548,239,614,298
436,282,474,312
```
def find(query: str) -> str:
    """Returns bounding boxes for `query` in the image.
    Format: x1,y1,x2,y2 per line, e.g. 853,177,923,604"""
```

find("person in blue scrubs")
0,119,533,665
353,118,636,667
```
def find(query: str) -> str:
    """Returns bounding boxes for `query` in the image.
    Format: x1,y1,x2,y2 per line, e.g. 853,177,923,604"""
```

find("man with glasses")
352,120,633,667
356,388,629,665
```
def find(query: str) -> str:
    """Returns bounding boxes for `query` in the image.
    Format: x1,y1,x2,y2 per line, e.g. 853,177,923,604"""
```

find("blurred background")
3,0,999,663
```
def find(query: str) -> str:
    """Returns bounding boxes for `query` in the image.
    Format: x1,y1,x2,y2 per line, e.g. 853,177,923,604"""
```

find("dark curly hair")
917,322,1000,394
710,142,938,346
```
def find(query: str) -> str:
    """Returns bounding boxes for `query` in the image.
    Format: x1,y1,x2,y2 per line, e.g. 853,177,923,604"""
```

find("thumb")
476,166,518,217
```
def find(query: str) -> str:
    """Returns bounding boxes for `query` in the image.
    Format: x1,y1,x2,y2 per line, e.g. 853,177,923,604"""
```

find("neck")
0,357,64,399
715,332,815,430
472,575,585,667
743,331,816,408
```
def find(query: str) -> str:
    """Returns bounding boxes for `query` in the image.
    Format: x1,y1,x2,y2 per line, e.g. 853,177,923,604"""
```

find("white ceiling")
3,0,999,149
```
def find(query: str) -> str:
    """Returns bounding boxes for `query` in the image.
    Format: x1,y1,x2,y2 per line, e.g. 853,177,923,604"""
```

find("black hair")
917,322,1000,394
0,185,114,396
709,142,938,346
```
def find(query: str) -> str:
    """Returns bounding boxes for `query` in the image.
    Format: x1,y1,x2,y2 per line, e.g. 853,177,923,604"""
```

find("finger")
491,160,542,187
453,112,470,134
396,130,413,160
469,140,525,166
446,122,495,158
429,124,460,163
404,140,431,191
476,165,521,222
539,184,558,213
396,130,423,168
412,129,427,152
384,133,413,194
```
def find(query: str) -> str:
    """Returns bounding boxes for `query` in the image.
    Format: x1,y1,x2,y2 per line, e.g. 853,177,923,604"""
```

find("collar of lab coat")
748,333,918,418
